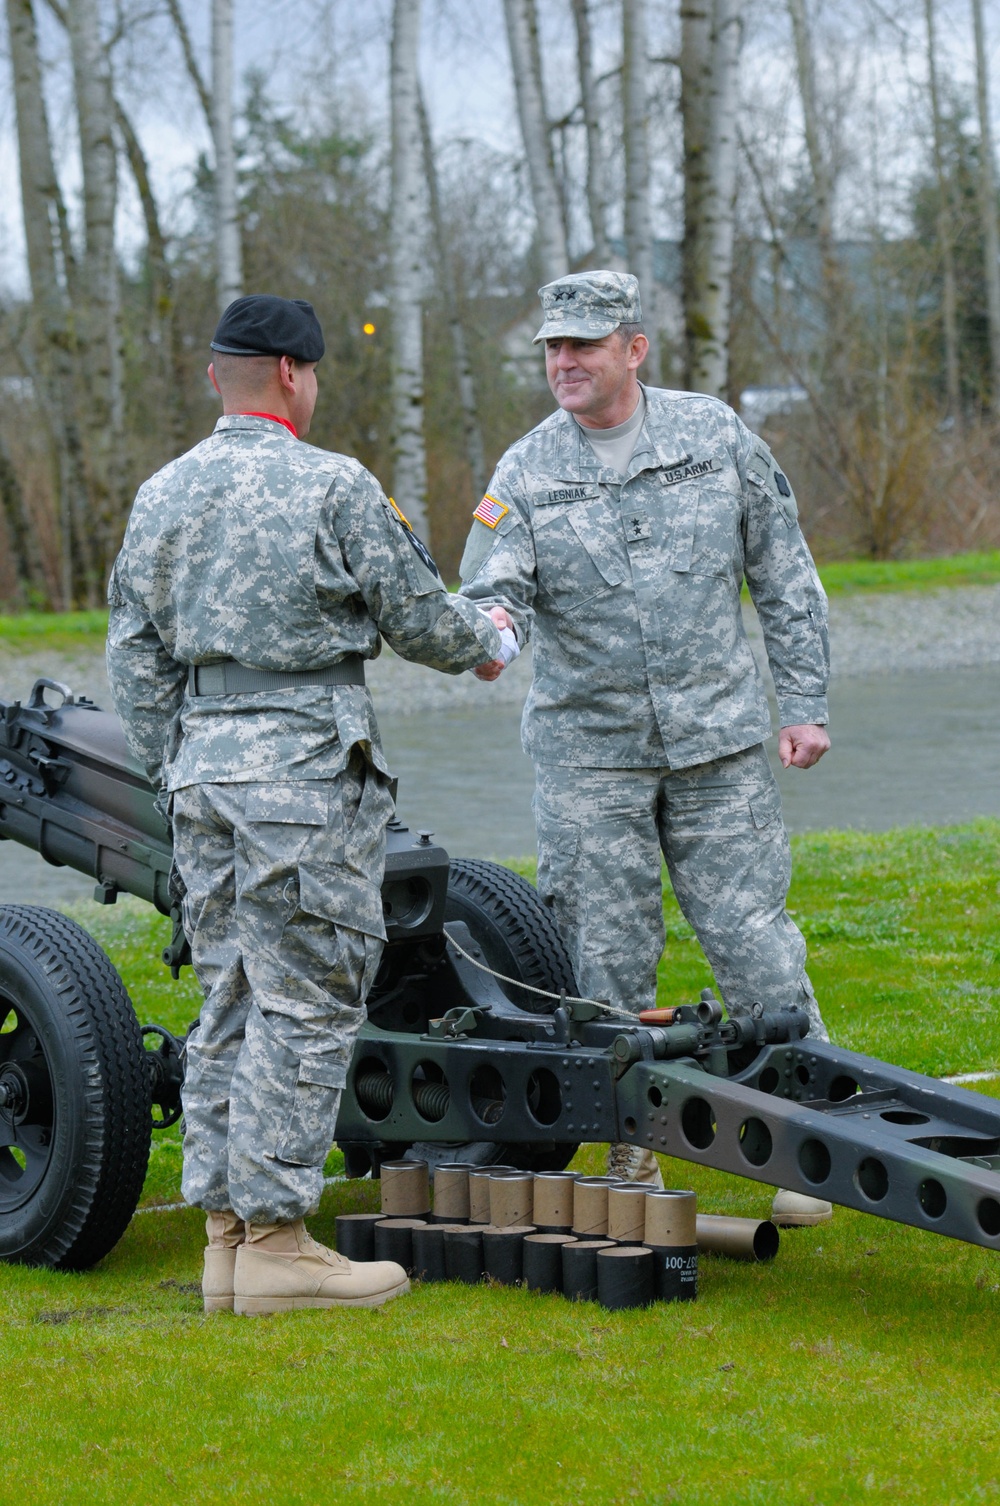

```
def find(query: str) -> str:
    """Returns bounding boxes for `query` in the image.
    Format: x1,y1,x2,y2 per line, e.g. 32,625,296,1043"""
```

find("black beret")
210,294,325,362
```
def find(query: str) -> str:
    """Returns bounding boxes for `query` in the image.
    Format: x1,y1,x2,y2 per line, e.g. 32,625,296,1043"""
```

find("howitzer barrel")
0,682,172,913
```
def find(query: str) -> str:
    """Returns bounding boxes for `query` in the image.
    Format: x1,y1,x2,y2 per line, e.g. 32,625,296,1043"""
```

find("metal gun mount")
1,676,999,1270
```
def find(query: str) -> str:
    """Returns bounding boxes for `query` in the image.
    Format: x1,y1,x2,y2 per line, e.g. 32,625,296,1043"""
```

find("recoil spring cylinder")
353,1072,504,1125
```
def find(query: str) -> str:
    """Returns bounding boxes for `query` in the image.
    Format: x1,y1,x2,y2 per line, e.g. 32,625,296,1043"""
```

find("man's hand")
473,607,516,681
778,723,831,769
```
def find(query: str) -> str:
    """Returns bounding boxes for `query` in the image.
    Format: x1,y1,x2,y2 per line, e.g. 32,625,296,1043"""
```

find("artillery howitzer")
1,677,1000,1271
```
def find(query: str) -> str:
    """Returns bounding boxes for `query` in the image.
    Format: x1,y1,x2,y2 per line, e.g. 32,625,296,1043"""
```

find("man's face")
544,333,644,427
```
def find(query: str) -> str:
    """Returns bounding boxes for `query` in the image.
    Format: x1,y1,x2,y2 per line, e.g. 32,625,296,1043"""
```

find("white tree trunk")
571,0,609,263
925,0,961,424
212,0,243,312
418,89,488,502
66,0,124,581
623,0,658,381
681,0,742,397
971,0,1000,417
503,0,569,282
389,0,429,537
6,0,83,604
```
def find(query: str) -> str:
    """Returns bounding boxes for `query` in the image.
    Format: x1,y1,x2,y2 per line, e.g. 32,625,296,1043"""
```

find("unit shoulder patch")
473,494,510,530
386,496,440,577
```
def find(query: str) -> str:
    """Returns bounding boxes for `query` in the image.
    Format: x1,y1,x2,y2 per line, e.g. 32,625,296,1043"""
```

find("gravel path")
0,584,996,715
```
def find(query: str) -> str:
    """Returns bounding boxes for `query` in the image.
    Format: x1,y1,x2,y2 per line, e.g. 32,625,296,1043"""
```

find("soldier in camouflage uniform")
107,295,503,1312
462,272,833,1223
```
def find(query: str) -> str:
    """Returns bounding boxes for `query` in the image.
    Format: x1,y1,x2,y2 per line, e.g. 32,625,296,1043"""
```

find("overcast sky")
1,0,997,299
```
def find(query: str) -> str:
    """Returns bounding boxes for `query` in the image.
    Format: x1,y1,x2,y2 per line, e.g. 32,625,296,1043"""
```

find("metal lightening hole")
976,1197,1000,1237
798,1137,832,1185
856,1156,889,1202
624,1116,637,1136
828,1075,860,1103
758,1066,780,1094
525,1068,561,1127
352,1057,394,1123
680,1097,717,1151
648,1085,663,1108
918,1179,947,1219
738,1117,773,1167
881,1110,930,1126
411,1061,450,1123
795,1065,811,1086
469,1064,506,1126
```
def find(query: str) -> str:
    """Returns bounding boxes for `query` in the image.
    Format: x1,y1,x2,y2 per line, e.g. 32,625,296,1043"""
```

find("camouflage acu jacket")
108,415,498,791
459,386,829,770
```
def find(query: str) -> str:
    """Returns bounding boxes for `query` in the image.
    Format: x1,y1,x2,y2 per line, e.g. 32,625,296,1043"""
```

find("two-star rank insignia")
473,494,510,529
387,497,440,577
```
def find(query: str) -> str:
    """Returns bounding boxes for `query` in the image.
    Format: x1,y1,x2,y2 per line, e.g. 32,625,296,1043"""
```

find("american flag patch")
473,494,509,529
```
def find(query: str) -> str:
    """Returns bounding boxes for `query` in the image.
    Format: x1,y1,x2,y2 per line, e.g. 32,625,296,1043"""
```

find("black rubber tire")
444,858,577,1014
407,859,579,1175
0,906,151,1270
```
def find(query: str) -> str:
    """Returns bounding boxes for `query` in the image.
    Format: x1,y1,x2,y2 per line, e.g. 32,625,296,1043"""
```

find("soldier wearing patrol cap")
461,270,833,1225
107,293,505,1314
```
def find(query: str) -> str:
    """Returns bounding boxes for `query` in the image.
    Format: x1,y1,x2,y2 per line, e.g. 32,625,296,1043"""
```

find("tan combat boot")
607,1142,665,1188
771,1189,833,1226
203,1210,246,1314
233,1220,410,1316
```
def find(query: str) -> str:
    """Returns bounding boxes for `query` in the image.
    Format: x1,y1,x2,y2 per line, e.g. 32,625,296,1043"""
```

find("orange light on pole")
363,322,376,336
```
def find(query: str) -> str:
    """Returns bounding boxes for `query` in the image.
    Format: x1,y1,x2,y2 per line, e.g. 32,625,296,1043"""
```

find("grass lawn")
2,550,999,659
1,822,998,1504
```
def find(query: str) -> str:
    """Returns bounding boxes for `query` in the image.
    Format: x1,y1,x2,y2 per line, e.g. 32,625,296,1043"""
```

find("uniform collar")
214,413,298,438
549,383,691,481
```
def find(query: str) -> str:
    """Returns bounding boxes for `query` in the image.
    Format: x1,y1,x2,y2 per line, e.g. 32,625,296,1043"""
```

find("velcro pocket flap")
297,865,387,940
244,784,329,825
296,1056,347,1091
749,790,781,830
567,508,627,586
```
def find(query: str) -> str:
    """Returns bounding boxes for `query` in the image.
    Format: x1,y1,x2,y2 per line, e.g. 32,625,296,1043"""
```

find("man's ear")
207,361,221,395
277,355,296,393
627,334,649,371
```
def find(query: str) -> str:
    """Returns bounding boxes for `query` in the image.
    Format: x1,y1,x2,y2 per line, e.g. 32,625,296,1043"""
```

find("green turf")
3,551,1000,658
2,822,999,1504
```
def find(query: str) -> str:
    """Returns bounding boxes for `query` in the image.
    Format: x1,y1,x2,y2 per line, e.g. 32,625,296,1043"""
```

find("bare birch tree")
681,0,742,397
418,91,488,502
66,0,124,583
571,0,609,263
970,0,1000,416
212,0,243,310
924,0,961,424
503,0,569,282
389,0,429,536
164,0,242,311
6,0,92,605
622,0,659,381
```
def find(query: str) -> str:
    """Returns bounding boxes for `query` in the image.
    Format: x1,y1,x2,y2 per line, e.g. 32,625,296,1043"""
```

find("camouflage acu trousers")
172,750,393,1223
533,744,827,1039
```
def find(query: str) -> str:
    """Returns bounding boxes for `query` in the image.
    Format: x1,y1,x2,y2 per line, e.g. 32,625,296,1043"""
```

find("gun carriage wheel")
0,906,151,1270
404,858,580,1175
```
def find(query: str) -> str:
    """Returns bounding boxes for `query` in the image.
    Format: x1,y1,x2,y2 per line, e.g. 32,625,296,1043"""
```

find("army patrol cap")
210,294,325,362
533,270,642,344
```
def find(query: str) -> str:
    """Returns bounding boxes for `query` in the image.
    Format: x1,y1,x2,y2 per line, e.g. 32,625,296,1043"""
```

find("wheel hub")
0,1064,29,1123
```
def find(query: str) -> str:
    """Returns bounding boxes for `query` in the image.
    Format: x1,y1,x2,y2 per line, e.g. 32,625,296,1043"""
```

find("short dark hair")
616,320,646,346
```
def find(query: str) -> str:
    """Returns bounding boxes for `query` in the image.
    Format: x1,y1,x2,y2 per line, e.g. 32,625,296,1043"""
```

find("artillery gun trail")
1,677,999,1270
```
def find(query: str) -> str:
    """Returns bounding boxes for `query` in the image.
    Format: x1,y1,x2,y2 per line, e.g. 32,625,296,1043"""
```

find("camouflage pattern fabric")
174,752,392,1223
533,269,643,343
533,747,827,1039
108,414,499,791
107,414,499,1221
461,384,830,1037
460,386,829,770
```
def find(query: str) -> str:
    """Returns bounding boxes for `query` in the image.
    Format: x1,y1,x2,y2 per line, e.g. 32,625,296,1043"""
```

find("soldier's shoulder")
293,440,373,490
644,385,738,427
496,408,568,471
